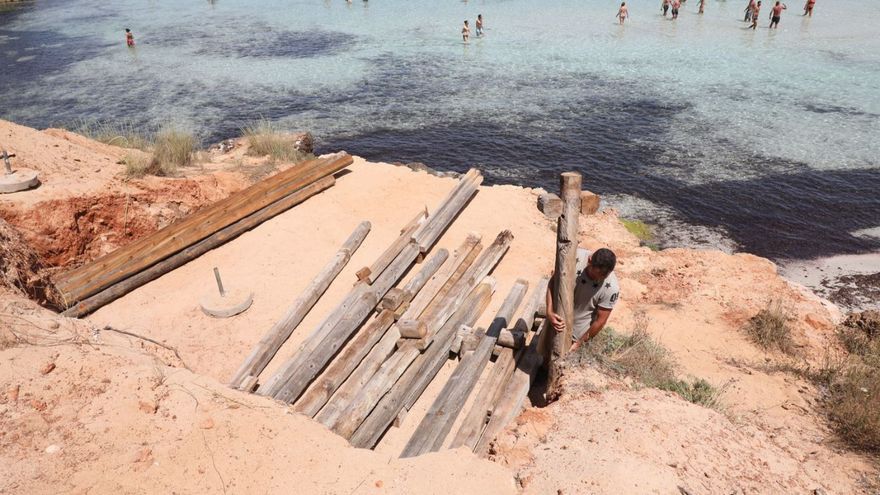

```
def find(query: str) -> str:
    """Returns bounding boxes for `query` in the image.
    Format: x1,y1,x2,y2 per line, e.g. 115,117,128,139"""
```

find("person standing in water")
662,0,670,17
125,28,135,47
744,0,756,21
671,0,681,19
476,14,484,36
750,1,762,28
617,2,629,24
769,1,786,28
803,0,815,16
462,20,470,42
698,0,705,14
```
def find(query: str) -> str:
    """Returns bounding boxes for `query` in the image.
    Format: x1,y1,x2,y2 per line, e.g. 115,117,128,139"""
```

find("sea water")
1,0,878,266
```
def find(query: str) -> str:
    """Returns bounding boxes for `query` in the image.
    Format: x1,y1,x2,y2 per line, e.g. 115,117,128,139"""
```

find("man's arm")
546,272,565,331
569,307,612,352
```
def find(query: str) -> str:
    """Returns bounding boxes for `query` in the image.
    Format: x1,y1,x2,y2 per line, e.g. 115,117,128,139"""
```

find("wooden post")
229,221,371,389
61,175,337,318
362,209,427,284
400,280,528,458
547,172,581,398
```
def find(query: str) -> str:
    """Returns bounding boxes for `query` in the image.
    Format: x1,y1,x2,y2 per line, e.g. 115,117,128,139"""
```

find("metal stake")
213,267,226,297
1,150,13,175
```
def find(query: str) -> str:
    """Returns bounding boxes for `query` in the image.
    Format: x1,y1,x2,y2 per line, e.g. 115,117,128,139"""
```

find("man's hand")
548,311,565,332
569,340,582,353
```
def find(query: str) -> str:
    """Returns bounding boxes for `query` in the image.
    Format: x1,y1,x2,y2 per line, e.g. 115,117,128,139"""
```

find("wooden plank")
61,175,337,318
56,153,352,305
409,230,514,350
347,280,495,448
460,326,486,354
548,172,582,397
381,288,408,311
399,280,528,458
513,276,550,335
365,209,427,284
495,330,525,349
296,247,448,417
229,220,371,390
398,320,427,339
411,170,482,253
406,234,481,320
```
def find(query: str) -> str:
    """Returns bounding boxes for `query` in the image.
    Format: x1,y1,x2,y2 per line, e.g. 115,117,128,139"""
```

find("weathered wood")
449,325,471,355
398,320,427,339
460,327,486,354
474,320,549,457
392,302,409,320
229,221,371,390
400,280,528,458
538,191,600,219
410,230,514,350
449,346,518,450
406,234,481,320
399,248,449,300
293,309,395,417
513,276,550,334
314,322,402,426
411,170,482,253
381,288,408,311
61,175,337,318
56,153,352,305
365,209,427,284
548,172,582,397
355,267,372,283
580,191,601,215
496,330,526,349
348,281,495,449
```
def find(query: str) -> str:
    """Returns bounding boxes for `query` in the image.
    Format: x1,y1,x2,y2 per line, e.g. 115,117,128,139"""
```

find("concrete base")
199,289,254,318
0,169,40,193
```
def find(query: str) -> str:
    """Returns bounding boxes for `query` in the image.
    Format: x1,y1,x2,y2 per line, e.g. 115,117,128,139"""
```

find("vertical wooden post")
547,172,581,398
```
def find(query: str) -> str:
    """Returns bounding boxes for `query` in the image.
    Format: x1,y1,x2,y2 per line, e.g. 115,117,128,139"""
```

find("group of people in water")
461,14,484,42
613,0,816,27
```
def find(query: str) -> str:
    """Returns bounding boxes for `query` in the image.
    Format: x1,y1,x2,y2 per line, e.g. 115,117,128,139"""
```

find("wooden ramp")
231,169,548,457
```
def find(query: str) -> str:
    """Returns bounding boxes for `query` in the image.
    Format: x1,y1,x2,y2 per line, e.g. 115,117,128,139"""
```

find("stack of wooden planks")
227,167,547,456
59,152,353,317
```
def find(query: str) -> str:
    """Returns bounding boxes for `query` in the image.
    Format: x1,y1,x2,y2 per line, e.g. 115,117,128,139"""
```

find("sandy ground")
1,120,878,493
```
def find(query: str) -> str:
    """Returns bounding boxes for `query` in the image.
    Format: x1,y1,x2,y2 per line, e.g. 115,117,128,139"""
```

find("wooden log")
293,309,395,417
398,320,427,339
495,330,525,349
474,320,549,457
314,322,402,426
355,267,372,283
513,276,550,334
347,280,494,448
449,345,518,450
547,172,582,398
411,170,482,253
392,302,409,320
581,191,601,215
406,234,481,320
400,280,528,458
381,288,408,311
56,153,352,305
364,209,427,284
61,175,337,318
460,327,486,354
538,191,600,219
409,230,514,350
449,325,472,355
229,220,371,389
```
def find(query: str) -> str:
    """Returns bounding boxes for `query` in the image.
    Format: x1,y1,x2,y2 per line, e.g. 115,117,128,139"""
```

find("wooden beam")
495,330,525,349
347,280,495,448
56,153,352,305
229,220,371,389
406,234,481,320
398,320,427,339
380,288,408,311
61,175,337,318
364,209,427,284
400,280,528,458
459,326,486,354
411,170,482,253
547,172,582,398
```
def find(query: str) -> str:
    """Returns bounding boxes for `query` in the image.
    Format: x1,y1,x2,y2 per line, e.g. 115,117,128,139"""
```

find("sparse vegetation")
74,120,152,151
743,300,796,355
621,218,653,241
574,314,724,410
121,152,151,178
149,125,197,175
242,118,312,163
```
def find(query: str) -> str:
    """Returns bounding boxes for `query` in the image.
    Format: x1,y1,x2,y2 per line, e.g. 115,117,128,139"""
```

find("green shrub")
621,218,653,241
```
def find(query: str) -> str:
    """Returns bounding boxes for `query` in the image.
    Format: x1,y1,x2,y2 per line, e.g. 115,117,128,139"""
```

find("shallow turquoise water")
1,0,878,260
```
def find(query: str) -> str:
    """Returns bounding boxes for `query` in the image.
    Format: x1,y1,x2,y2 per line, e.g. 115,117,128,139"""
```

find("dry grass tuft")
825,364,880,451
744,300,796,354
149,126,197,175
242,118,312,163
75,120,152,151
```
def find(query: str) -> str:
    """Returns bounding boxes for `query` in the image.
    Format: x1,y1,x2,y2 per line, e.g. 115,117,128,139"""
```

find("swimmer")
744,0,755,21
803,0,815,16
769,1,786,28
617,2,629,24
662,0,670,17
698,0,705,14
476,14,484,36
671,0,680,19
125,28,135,47
750,1,761,29
462,20,470,42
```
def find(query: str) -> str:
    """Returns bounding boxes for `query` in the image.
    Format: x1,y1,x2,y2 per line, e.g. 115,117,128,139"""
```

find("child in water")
125,28,135,47
671,0,681,19
476,14,484,36
617,2,629,24
662,0,670,17
803,0,815,16
698,0,705,14
462,20,470,42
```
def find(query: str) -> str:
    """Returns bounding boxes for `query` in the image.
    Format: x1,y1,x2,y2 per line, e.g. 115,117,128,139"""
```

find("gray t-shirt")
572,248,620,340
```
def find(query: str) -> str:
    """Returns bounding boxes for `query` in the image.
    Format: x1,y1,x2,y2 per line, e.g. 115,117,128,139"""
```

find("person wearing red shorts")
803,0,816,16
125,28,135,47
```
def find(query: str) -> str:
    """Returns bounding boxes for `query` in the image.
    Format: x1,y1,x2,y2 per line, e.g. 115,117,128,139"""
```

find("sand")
1,119,878,493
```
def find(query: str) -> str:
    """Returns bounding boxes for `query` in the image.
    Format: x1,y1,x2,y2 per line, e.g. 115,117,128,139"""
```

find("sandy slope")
0,121,877,493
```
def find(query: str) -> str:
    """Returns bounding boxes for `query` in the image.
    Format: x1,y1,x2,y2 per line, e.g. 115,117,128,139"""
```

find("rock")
138,400,158,414
842,310,880,337
628,407,640,413
45,444,61,454
30,399,47,411
374,480,384,488
199,417,215,429
47,320,60,330
6,384,19,402
40,362,56,375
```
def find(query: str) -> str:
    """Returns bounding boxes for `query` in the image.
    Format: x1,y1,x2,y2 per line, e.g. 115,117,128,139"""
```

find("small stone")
30,399,47,411
199,418,215,429
138,400,158,414
6,385,19,402
628,408,640,413
614,427,621,432
47,321,60,330
45,444,61,454
374,480,384,488
40,362,56,375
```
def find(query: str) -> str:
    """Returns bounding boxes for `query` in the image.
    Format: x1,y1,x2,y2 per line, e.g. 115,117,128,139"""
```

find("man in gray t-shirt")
546,247,620,353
